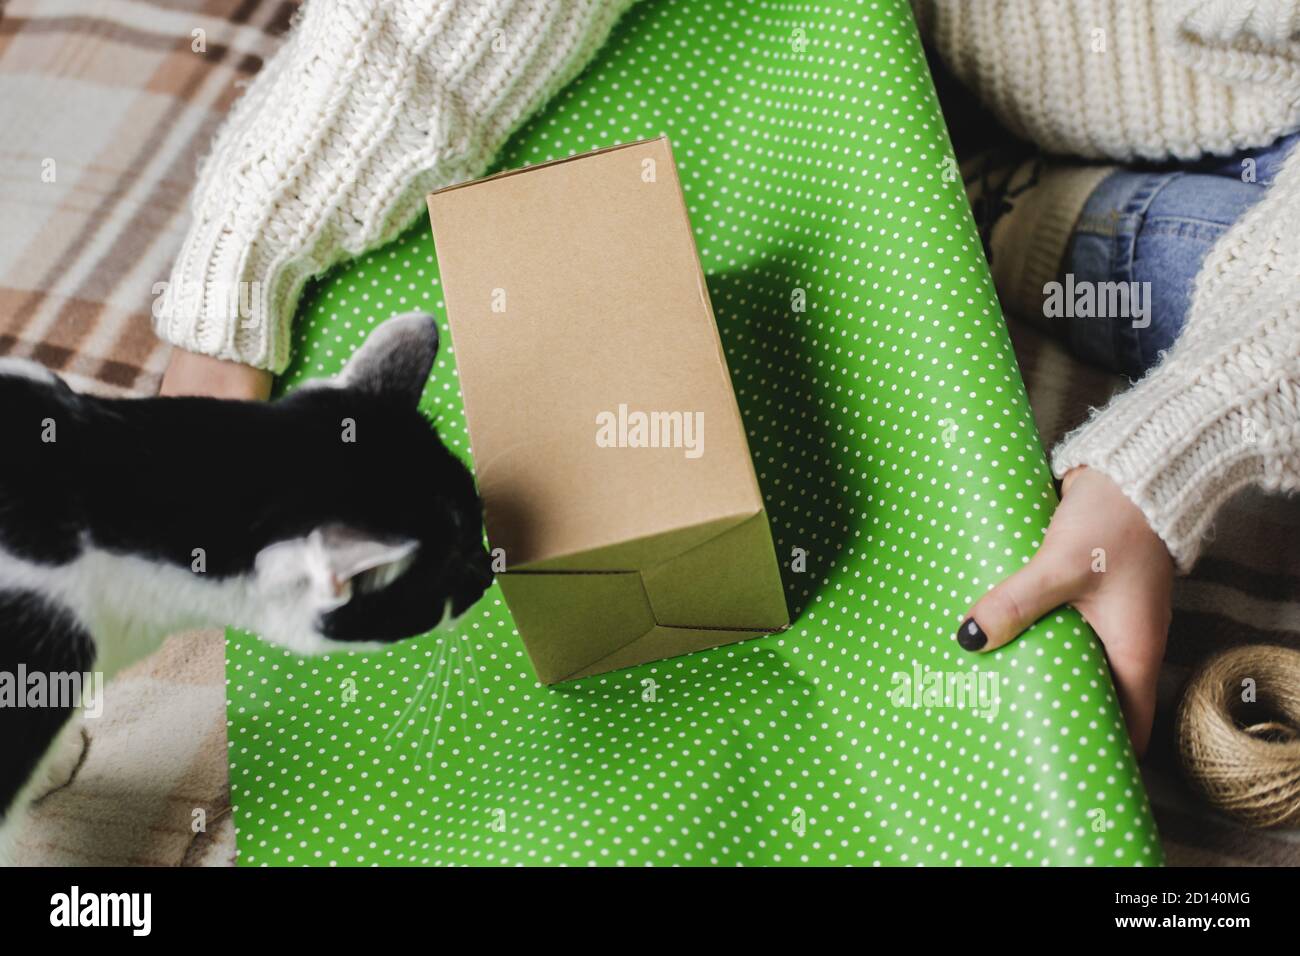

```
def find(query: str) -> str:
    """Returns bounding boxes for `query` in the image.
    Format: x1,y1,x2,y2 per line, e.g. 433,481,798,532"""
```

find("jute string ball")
1176,644,1300,829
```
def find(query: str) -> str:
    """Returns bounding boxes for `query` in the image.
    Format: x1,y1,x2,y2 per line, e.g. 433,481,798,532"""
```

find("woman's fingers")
1105,638,1165,758
1084,600,1170,758
955,552,1080,653
952,467,1176,756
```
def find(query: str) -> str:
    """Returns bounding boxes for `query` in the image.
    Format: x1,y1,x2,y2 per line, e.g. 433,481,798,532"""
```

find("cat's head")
251,312,494,655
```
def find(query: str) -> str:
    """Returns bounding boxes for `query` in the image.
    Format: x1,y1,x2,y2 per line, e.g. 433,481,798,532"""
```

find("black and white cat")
0,312,493,863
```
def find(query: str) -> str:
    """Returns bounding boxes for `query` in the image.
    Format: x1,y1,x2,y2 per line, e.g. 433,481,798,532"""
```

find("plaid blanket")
2,0,1298,867
0,0,293,397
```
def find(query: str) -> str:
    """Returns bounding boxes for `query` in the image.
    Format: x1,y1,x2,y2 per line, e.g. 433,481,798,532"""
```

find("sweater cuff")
153,230,323,374
155,0,635,374
1050,349,1294,573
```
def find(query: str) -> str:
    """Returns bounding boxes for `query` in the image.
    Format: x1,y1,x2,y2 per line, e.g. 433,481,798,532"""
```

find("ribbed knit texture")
1052,141,1300,572
155,0,635,373
916,0,1300,571
159,0,1300,572
913,0,1300,161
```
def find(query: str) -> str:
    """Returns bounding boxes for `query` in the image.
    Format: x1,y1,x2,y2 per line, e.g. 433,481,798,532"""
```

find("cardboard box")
427,137,788,683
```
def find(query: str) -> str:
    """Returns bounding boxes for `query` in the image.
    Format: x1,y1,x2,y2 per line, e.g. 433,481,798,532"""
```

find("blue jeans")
1062,133,1299,378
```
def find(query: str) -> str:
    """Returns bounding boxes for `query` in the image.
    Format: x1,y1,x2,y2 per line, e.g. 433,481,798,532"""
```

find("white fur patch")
0,536,438,674
0,357,60,385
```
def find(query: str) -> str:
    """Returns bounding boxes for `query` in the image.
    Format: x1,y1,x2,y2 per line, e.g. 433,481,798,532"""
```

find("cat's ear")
335,311,440,406
256,525,419,610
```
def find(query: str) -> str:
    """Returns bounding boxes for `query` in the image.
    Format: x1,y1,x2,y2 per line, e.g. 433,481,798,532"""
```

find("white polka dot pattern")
227,0,1162,866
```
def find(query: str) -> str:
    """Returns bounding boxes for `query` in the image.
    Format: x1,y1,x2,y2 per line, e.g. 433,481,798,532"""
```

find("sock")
963,152,1114,329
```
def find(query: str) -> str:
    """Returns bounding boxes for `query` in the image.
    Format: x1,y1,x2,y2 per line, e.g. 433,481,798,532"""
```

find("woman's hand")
955,466,1174,757
160,348,272,401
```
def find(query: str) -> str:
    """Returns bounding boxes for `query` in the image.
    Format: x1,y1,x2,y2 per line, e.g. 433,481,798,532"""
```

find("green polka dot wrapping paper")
226,0,1163,866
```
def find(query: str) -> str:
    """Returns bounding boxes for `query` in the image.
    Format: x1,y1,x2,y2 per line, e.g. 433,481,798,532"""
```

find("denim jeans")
1062,133,1299,378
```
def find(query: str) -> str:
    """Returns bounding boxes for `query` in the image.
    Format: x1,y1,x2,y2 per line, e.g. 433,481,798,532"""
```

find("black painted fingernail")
956,617,987,651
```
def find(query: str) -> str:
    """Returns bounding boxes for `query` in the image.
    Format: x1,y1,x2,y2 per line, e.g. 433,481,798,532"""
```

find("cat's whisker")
460,639,475,723
424,637,460,767
460,636,485,716
385,639,441,744
384,662,431,744
411,636,449,770
0,313,496,849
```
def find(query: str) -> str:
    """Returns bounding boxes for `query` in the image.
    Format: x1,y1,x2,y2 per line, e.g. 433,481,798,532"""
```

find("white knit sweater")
1052,143,1300,572
915,0,1300,571
155,0,634,373
159,0,1299,572
913,0,1300,161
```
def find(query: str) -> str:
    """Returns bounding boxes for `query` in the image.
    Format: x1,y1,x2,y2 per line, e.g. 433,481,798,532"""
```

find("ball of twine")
1176,644,1300,829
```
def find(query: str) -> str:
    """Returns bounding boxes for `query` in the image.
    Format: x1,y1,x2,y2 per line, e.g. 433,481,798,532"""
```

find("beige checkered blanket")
0,0,293,397
1,0,1297,867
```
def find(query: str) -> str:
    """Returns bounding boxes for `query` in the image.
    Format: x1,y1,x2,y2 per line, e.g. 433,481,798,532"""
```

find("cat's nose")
449,547,495,618
465,546,495,590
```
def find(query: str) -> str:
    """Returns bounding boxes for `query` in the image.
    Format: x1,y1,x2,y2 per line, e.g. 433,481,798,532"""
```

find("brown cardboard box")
427,136,788,684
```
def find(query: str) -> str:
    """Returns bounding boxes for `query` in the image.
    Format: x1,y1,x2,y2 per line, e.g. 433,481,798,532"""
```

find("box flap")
640,510,788,630
503,510,789,682
499,571,657,684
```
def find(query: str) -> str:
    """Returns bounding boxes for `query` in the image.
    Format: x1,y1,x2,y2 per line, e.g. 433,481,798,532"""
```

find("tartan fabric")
2,0,1298,866
0,0,295,397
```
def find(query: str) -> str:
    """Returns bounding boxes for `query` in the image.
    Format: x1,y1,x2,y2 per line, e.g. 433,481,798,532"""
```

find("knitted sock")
963,152,1114,329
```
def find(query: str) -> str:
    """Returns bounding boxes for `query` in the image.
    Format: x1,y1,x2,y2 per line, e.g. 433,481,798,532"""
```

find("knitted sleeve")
1051,141,1300,573
1173,0,1300,79
908,0,1300,161
155,0,635,373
